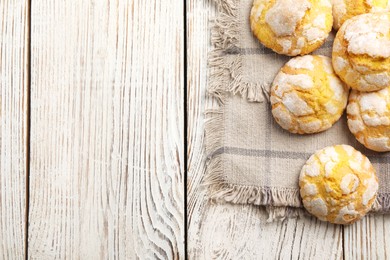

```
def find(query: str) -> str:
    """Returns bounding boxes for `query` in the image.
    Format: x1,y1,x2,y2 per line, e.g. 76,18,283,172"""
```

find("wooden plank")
186,0,216,225
190,204,343,259
0,0,28,258
186,0,344,258
29,1,184,258
344,215,390,259
186,0,217,255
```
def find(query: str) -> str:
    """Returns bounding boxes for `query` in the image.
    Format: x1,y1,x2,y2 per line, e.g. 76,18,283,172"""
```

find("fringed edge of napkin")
375,193,390,212
208,0,265,103
204,105,305,222
266,207,307,222
266,203,382,223
206,0,304,221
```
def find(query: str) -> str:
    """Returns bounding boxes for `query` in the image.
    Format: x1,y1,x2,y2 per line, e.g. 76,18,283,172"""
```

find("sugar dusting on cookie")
300,145,378,224
271,55,349,134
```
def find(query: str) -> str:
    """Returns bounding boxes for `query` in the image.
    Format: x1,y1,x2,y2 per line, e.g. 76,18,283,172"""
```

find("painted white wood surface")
190,204,343,259
28,1,184,258
2,0,390,258
0,0,28,258
344,215,390,259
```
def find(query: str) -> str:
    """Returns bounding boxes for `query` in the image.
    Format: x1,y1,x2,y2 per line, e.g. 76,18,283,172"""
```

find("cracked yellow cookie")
300,145,378,224
270,55,349,134
332,0,390,30
347,87,390,152
332,12,390,92
250,0,333,56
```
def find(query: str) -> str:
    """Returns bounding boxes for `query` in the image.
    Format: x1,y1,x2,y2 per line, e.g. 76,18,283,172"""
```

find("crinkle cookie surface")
270,55,349,134
332,0,390,30
332,12,390,92
347,86,390,152
300,145,378,225
250,0,333,56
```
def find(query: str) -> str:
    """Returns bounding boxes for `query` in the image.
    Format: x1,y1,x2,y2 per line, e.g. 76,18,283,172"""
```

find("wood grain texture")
344,215,390,259
0,0,28,258
192,204,343,259
186,0,216,226
187,0,343,258
29,1,184,258
186,0,217,255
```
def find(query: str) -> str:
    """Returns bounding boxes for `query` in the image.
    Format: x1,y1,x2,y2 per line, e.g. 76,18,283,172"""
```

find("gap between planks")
184,0,189,258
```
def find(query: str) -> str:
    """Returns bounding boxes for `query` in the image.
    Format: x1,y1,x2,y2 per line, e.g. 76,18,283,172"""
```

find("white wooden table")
1,0,390,259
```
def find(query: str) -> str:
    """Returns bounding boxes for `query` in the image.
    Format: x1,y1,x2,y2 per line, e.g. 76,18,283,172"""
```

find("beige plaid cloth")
205,0,390,220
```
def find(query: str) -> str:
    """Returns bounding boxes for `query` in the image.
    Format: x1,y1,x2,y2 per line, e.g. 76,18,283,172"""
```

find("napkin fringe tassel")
208,0,265,103
266,207,307,222
204,106,304,222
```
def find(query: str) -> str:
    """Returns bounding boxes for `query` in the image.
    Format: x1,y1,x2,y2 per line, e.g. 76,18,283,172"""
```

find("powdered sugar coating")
288,55,315,70
271,55,349,134
347,86,390,152
332,12,390,92
344,14,390,58
363,176,379,206
302,183,319,196
250,0,333,56
340,174,359,194
332,0,390,30
299,145,378,224
265,0,311,37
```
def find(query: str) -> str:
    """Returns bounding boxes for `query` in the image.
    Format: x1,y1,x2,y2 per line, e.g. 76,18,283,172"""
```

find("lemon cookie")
270,55,349,134
250,0,333,56
332,0,390,30
300,145,378,224
347,87,390,152
332,12,390,92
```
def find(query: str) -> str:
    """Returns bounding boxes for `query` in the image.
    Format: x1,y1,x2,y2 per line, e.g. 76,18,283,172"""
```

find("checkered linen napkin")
205,0,390,220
